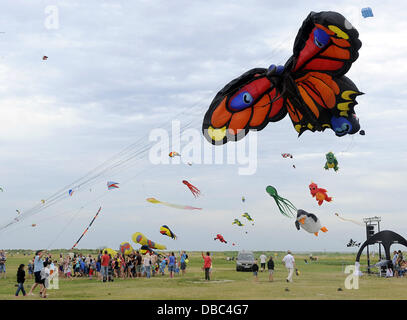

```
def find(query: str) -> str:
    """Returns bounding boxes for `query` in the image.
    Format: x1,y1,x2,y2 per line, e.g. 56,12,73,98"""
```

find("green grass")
1,250,406,300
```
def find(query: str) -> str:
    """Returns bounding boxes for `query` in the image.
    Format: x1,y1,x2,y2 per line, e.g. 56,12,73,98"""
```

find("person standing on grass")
0,250,7,279
135,251,142,277
259,253,267,272
15,264,26,297
143,253,152,278
180,251,187,276
100,250,110,282
282,250,295,283
267,256,275,282
168,252,176,278
28,250,45,296
40,261,51,298
202,252,212,281
252,260,259,282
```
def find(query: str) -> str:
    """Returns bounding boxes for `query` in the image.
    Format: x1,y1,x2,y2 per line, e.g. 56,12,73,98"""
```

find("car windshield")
238,254,253,260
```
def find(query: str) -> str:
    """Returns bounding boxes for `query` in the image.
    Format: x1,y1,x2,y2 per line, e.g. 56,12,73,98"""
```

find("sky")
0,0,406,254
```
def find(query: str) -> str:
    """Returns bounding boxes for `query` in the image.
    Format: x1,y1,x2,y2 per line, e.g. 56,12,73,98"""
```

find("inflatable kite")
146,197,202,210
295,209,328,236
103,248,118,257
202,11,363,145
242,212,254,225
107,181,119,190
160,225,177,239
361,7,373,18
214,234,227,243
266,186,297,218
182,180,201,198
324,152,339,172
169,152,181,157
120,241,133,255
132,232,167,250
139,245,155,255
334,212,364,226
71,207,102,249
232,219,244,226
309,182,332,205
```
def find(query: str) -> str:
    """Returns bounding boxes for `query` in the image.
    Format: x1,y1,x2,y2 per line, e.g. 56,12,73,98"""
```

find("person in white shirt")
40,261,51,298
259,254,267,272
282,250,296,283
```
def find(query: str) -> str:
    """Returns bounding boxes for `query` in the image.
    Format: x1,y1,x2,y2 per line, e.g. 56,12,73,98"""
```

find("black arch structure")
356,230,407,263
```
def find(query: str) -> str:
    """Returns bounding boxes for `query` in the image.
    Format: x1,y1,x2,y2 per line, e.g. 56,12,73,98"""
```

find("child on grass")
252,260,259,282
15,264,26,297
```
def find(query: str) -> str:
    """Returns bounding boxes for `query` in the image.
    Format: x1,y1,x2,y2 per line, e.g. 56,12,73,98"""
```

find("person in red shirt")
101,251,110,282
201,252,212,281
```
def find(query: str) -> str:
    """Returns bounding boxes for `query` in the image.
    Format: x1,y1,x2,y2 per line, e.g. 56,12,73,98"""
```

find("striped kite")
107,181,119,190
71,207,102,249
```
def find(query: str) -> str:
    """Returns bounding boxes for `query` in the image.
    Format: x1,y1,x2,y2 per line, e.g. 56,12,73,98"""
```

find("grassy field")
0,250,406,300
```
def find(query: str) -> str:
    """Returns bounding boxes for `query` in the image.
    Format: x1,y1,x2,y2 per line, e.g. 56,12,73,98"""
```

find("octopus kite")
266,186,297,218
202,11,363,145
309,182,332,205
214,234,227,243
182,180,201,198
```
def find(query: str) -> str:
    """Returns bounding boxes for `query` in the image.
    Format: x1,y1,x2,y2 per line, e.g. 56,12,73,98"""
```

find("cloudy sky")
0,0,406,254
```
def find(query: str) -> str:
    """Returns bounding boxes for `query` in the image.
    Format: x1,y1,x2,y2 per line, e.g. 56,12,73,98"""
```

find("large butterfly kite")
202,11,363,144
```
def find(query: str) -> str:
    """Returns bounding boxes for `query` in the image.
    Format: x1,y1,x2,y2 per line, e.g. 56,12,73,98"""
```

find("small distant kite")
214,234,227,243
242,196,245,203
359,130,365,136
242,212,254,225
334,213,364,226
16,209,21,215
232,219,244,226
42,56,48,60
281,153,293,159
347,239,361,247
0,187,3,192
132,232,167,250
68,189,74,197
266,186,297,218
182,180,201,198
146,197,202,210
41,200,45,204
31,224,36,227
324,152,339,172
160,225,177,239
309,182,332,206
361,7,373,18
295,209,328,236
169,152,181,157
107,181,119,190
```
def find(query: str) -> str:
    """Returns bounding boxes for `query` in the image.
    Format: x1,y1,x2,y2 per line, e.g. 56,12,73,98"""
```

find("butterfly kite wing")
285,11,363,136
202,68,287,145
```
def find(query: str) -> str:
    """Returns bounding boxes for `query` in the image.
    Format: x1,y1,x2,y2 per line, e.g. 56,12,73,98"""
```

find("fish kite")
214,234,227,243
266,186,297,218
120,242,133,255
107,181,119,190
169,151,181,157
182,180,201,198
334,213,364,226
324,152,339,172
160,225,177,239
232,218,244,226
309,182,332,205
202,11,363,145
242,212,254,225
146,197,202,210
132,232,167,250
295,209,328,236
